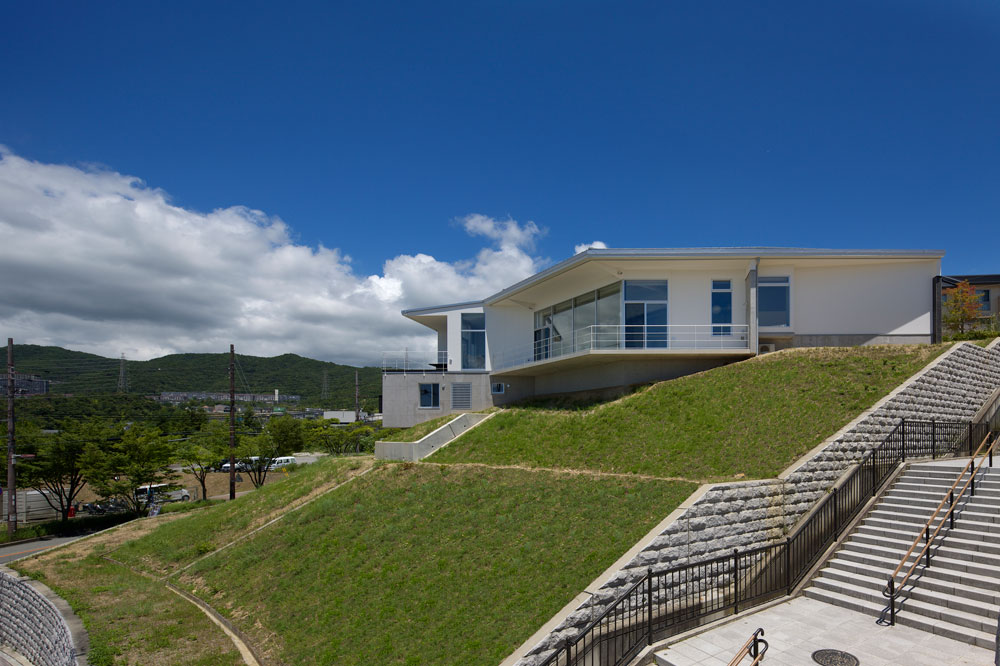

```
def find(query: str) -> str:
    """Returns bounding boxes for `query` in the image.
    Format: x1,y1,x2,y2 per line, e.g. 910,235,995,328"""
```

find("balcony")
491,324,752,373
382,350,448,373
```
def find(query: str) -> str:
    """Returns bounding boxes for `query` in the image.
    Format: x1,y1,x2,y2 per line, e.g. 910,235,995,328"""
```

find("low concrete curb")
374,411,497,461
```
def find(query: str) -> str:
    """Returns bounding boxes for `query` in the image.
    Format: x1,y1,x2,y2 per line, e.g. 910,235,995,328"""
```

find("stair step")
802,587,996,649
815,563,1000,607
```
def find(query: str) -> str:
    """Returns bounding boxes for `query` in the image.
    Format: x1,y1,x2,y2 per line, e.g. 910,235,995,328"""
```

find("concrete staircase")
804,459,1000,649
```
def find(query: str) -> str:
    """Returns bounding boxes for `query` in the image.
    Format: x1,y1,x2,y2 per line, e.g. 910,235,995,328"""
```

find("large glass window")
418,383,439,408
624,280,668,348
573,291,596,351
461,313,486,370
758,276,790,327
712,280,732,335
595,283,621,348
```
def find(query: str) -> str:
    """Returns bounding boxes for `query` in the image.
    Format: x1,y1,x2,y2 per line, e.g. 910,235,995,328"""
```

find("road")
0,535,83,565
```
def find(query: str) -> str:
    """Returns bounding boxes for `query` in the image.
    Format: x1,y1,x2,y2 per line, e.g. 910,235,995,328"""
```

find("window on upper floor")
712,280,732,335
758,276,790,327
976,289,991,312
461,313,486,370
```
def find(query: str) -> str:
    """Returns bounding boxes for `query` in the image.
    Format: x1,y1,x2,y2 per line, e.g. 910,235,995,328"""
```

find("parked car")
268,456,298,471
221,456,258,472
135,483,190,505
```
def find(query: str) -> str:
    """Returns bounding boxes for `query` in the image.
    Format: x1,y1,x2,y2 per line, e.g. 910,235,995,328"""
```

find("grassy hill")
10,344,381,409
430,344,948,479
11,343,954,665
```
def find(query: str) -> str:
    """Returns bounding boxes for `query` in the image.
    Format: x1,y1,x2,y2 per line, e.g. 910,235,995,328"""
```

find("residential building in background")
383,247,943,427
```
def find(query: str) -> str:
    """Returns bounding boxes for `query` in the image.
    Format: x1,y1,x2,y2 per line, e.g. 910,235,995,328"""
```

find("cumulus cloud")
0,148,546,365
573,240,607,254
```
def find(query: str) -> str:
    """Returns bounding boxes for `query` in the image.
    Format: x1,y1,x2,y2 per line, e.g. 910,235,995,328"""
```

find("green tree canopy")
81,422,177,514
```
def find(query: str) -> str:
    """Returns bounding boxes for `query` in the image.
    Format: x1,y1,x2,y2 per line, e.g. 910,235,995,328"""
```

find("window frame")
757,275,791,328
418,383,440,409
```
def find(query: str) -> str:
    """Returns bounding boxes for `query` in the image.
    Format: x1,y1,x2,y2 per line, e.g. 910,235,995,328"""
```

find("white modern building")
382,247,943,427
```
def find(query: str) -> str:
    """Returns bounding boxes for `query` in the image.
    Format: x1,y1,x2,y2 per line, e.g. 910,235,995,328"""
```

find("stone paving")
654,597,992,666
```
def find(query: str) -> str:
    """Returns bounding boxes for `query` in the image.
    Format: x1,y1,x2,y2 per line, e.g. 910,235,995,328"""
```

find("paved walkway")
654,597,992,666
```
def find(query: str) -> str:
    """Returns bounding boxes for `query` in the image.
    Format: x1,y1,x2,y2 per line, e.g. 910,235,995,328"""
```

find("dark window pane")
419,383,439,408
461,331,486,369
712,280,731,290
461,313,485,330
759,286,789,326
624,280,668,301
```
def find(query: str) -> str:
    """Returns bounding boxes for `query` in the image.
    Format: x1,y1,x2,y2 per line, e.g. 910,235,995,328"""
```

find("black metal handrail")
726,628,767,666
882,431,998,626
533,417,997,666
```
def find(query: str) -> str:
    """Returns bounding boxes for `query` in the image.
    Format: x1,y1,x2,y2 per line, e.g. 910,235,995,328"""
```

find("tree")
943,280,983,335
18,419,103,522
176,421,230,501
235,417,300,488
81,422,177,514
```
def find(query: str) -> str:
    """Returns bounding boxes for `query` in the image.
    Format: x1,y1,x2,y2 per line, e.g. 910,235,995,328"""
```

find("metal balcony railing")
491,324,750,371
382,350,448,372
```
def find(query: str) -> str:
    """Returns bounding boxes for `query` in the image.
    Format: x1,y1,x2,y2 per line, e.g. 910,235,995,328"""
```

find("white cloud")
573,240,607,254
0,148,546,365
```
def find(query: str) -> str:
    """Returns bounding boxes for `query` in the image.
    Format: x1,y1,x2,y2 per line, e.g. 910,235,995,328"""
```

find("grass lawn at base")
180,463,695,666
431,345,948,479
114,455,372,576
13,521,243,666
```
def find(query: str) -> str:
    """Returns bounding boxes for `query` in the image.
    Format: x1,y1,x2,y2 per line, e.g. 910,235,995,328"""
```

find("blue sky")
1,1,998,362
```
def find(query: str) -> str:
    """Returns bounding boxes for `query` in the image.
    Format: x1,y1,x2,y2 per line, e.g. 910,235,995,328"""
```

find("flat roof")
401,247,945,315
944,274,1000,285
483,247,944,305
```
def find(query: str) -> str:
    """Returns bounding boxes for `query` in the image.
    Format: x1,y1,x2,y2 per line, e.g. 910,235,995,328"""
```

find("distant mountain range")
9,344,382,410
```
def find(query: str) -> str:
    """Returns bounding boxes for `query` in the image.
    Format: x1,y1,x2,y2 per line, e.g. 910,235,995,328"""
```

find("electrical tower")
321,369,329,401
117,353,129,393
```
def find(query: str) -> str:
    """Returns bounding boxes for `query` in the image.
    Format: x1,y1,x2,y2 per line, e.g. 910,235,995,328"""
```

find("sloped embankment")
431,345,948,479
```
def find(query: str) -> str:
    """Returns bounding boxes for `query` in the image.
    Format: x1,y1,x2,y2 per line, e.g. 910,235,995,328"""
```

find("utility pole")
355,370,360,423
229,344,236,501
7,339,16,537
117,353,129,393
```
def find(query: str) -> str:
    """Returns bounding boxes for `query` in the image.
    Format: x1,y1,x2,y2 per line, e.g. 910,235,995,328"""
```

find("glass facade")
461,313,486,369
534,282,621,358
624,280,668,348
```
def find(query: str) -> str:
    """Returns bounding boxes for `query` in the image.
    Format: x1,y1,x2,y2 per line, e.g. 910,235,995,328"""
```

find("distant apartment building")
159,390,301,404
1,372,50,396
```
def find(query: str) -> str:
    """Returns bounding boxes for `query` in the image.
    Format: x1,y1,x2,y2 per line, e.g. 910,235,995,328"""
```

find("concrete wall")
381,372,494,428
375,412,494,461
0,566,86,666
512,341,1000,666
532,357,736,396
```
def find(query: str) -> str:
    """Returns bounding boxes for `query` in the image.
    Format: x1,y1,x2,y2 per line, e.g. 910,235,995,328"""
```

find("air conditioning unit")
758,343,776,354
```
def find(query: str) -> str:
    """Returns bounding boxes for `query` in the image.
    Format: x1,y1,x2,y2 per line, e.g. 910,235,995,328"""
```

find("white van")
135,483,190,505
268,456,298,471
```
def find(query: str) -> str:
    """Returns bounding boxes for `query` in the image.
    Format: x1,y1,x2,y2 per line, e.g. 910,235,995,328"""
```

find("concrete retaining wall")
0,565,87,666
513,341,1000,666
375,412,495,461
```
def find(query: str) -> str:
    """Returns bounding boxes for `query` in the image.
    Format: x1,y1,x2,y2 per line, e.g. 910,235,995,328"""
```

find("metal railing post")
925,527,931,568
901,418,907,462
564,639,571,666
888,577,896,626
871,454,877,497
785,538,792,595
970,423,974,457
833,487,840,538
733,549,740,614
932,418,937,459
646,568,653,646
950,490,955,530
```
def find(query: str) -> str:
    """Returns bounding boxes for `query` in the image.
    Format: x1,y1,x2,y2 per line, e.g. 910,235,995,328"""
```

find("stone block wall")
516,342,1000,665
0,566,86,666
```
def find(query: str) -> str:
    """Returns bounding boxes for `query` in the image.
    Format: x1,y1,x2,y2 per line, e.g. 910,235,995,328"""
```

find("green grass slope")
178,464,695,665
430,345,948,479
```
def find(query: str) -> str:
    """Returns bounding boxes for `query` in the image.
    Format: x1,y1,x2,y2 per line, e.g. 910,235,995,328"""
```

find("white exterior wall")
790,261,937,336
484,303,534,370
